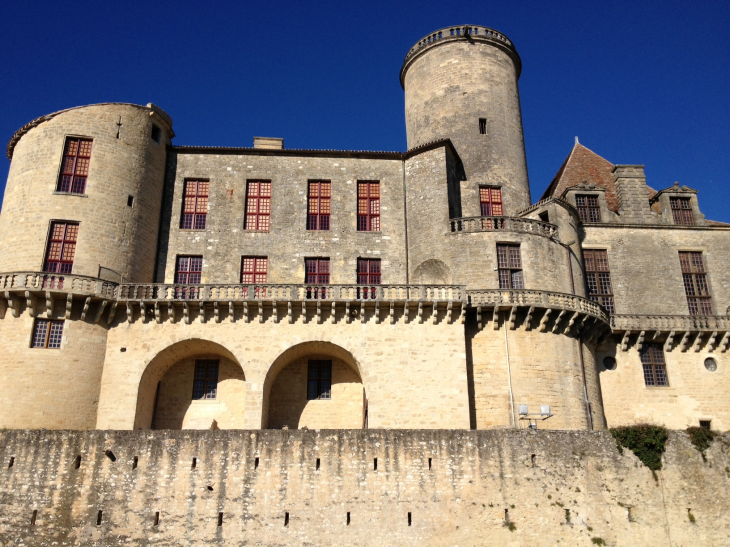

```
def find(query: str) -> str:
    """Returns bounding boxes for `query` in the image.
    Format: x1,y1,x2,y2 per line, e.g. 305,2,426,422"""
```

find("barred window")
307,181,331,231
305,258,329,299
479,187,503,216
244,180,271,231
57,138,92,194
497,244,523,289
307,360,332,400
192,359,219,400
357,181,380,231
679,251,712,315
576,195,601,223
670,197,694,225
181,180,209,230
175,256,202,299
44,222,79,274
357,258,381,299
640,344,668,387
584,250,614,314
31,319,64,349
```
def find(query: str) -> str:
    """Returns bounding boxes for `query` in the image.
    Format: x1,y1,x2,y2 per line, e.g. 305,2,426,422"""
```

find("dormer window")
576,195,601,223
670,197,694,225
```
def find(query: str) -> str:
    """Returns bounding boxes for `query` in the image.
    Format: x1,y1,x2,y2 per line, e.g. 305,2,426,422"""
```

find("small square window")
151,125,162,143
127,195,134,207
479,118,487,135
699,420,711,430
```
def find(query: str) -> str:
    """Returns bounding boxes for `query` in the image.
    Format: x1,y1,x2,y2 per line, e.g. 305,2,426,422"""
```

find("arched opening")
413,259,452,284
134,339,246,430
263,341,366,429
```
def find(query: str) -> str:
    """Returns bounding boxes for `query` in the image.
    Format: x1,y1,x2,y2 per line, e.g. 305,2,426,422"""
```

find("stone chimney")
613,165,653,222
253,137,284,149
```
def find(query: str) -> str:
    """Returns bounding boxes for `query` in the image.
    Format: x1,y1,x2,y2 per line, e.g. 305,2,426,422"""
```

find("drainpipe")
503,311,517,428
402,158,410,283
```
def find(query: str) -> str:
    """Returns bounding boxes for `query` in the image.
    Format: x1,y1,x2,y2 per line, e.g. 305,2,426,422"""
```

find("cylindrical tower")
401,25,530,214
0,102,174,282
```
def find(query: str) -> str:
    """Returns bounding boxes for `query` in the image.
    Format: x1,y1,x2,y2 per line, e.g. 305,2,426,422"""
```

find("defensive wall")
0,429,728,546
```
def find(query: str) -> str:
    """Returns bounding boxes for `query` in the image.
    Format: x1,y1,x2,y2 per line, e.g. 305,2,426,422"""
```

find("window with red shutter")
57,138,92,194
180,180,209,230
44,222,79,274
357,181,380,231
307,181,331,231
175,256,203,299
244,181,272,231
304,258,330,299
479,187,503,216
357,258,381,299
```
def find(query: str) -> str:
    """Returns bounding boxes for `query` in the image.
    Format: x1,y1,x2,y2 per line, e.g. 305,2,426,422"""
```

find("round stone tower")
0,103,173,282
401,25,530,214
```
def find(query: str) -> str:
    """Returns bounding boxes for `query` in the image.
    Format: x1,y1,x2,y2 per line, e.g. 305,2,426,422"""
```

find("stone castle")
0,25,729,545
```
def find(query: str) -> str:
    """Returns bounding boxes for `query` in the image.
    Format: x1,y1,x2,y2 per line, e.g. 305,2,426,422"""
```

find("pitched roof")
540,142,656,213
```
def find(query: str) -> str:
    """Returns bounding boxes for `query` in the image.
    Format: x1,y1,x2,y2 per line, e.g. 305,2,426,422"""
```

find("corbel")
24,291,37,318
679,331,691,352
476,306,482,329
126,302,134,324
243,301,250,323
551,310,567,333
360,301,366,324
272,301,278,324
302,301,307,324
620,330,631,351
288,301,293,324
446,301,453,324
80,297,92,321
155,302,162,324
459,304,466,324
106,301,118,325
229,301,235,323
375,301,381,324
45,291,54,318
538,309,552,332
317,301,322,324
524,306,534,331
492,306,500,330
432,301,438,325
706,331,718,352
389,301,395,325
562,311,580,335
214,302,221,324
95,300,108,324
567,313,586,336
345,301,350,324
508,306,518,330
636,330,645,352
4,292,20,318
199,301,206,323
417,302,423,324
664,330,675,352
650,330,661,341
331,302,336,324
140,301,148,323
403,301,410,324
719,331,729,353
183,302,191,325
66,294,74,320
692,332,703,353
258,302,264,323
168,302,175,323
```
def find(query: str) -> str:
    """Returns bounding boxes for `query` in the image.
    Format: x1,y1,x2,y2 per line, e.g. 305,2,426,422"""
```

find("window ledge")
52,192,88,198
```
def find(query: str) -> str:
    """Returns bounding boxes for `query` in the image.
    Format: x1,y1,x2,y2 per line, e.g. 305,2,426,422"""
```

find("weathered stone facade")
0,23,728,544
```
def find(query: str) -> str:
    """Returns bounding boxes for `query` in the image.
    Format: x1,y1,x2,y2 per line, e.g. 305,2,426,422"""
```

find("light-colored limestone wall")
582,225,730,315
267,356,364,429
0,103,171,282
1,429,728,546
0,301,107,429
403,37,530,214
153,355,246,430
96,307,470,430
598,341,729,430
468,311,605,431
157,152,406,285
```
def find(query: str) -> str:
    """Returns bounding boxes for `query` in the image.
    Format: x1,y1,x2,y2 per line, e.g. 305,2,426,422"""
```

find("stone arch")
134,338,245,430
413,259,452,284
262,341,366,429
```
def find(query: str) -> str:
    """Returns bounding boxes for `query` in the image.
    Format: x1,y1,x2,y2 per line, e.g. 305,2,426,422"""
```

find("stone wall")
0,429,728,546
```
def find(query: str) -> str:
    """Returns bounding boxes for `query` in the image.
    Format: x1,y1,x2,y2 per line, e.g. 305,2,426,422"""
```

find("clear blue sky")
2,1,728,221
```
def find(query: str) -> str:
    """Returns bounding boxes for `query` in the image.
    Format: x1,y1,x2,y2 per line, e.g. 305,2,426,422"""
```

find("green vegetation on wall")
610,424,668,471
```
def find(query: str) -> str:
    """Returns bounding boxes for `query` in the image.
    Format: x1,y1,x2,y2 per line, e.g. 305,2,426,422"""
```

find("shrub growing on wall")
610,424,668,471
686,427,716,461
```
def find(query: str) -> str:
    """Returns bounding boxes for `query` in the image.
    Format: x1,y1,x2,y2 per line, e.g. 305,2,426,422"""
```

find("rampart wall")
0,429,728,546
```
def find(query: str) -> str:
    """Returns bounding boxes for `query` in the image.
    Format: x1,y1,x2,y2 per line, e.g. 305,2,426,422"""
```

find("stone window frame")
304,257,330,299
180,179,209,230
496,243,523,289
640,343,669,387
357,257,381,299
244,180,272,232
678,250,713,316
563,186,614,225
54,136,93,196
575,194,601,224
43,221,79,274
30,319,64,349
306,180,331,231
669,197,694,225
307,359,332,400
583,249,615,314
150,124,162,144
192,359,219,400
651,184,705,226
479,186,503,216
357,181,381,232
174,255,203,299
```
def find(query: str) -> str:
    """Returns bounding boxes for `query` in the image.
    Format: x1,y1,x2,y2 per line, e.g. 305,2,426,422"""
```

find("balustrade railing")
404,26,514,62
467,289,609,324
610,314,730,332
0,271,116,298
448,216,558,238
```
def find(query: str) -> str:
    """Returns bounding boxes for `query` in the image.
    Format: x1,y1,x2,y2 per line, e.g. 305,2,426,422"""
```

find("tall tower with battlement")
401,25,530,215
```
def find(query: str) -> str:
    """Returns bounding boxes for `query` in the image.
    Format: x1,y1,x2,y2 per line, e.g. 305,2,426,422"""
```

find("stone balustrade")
611,314,730,332
0,271,117,298
448,216,558,239
403,25,515,62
